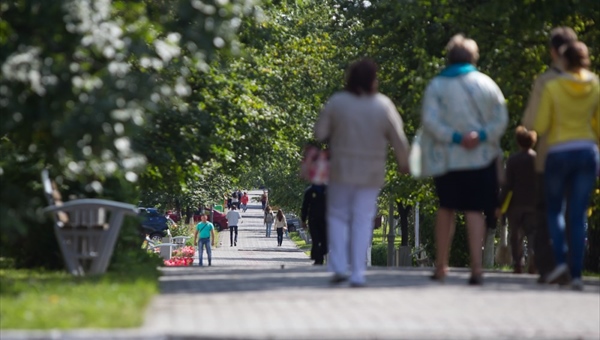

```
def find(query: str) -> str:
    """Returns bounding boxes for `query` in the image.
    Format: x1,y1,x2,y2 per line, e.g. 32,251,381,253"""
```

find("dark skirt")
434,161,498,212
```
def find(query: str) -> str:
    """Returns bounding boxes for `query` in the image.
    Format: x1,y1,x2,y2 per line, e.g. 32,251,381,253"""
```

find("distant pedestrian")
264,205,275,238
534,41,599,290
236,189,243,209
226,205,242,247
226,193,232,210
241,192,249,212
301,184,328,265
261,191,268,211
498,126,538,274
420,35,508,285
273,209,287,247
522,26,579,283
194,214,215,267
231,191,239,210
314,58,410,287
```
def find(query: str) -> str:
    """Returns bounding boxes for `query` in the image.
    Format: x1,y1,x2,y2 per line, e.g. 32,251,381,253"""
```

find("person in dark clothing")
301,184,328,265
498,126,538,274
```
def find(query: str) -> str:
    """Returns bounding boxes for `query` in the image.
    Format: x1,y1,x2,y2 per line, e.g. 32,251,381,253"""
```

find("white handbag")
409,127,448,179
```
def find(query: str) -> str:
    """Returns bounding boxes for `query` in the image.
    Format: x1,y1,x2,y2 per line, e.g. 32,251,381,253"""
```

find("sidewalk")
2,190,599,339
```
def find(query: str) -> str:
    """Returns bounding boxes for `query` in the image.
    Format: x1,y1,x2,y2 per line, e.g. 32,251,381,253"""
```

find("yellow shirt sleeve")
534,85,553,136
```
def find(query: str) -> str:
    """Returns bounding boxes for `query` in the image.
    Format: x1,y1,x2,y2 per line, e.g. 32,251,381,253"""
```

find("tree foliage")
2,0,598,271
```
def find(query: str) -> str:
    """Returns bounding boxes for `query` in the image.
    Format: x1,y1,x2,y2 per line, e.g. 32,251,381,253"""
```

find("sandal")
430,273,446,282
468,274,483,286
430,268,448,283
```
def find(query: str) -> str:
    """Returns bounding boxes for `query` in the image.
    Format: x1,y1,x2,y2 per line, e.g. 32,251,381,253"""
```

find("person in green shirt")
194,214,215,266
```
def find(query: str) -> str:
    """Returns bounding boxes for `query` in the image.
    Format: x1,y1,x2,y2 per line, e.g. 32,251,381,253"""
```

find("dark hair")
345,58,378,95
276,209,284,221
515,126,537,149
446,34,479,65
560,41,590,71
549,27,578,52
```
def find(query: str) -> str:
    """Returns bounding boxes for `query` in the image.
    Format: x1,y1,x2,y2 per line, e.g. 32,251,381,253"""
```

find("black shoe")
350,282,366,288
468,275,483,286
330,274,348,285
234,242,237,246
430,273,446,283
230,244,233,247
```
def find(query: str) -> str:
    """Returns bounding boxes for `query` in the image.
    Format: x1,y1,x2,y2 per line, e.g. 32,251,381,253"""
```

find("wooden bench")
41,169,138,276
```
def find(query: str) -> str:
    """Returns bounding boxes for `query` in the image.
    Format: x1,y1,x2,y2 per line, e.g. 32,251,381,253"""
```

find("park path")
190,191,312,267
2,190,599,339
141,190,600,340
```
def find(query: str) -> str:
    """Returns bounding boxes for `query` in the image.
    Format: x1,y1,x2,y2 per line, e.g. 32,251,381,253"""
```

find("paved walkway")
2,190,599,339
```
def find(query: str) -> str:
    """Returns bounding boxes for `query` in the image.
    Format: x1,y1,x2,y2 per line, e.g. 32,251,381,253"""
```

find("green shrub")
371,243,387,266
109,219,163,273
417,211,472,268
168,219,191,238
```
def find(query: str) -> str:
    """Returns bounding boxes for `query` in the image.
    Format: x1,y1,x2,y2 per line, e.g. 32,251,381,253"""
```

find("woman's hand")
461,131,480,150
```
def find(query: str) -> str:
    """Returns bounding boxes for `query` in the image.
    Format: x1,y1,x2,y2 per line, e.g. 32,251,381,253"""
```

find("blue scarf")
439,63,477,77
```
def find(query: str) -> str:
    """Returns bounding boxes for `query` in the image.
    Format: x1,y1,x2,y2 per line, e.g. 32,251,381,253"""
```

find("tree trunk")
397,202,412,246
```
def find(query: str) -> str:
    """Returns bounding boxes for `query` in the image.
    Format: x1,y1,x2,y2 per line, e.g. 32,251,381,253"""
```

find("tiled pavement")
2,190,599,339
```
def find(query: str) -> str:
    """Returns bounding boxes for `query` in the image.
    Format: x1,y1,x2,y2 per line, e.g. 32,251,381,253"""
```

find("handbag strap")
457,77,486,126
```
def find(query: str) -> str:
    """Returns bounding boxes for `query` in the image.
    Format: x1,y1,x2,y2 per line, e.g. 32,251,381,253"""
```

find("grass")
0,266,159,329
371,227,405,247
289,231,311,256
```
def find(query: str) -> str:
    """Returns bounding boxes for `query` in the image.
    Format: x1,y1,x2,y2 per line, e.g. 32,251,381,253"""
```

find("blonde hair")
446,34,479,65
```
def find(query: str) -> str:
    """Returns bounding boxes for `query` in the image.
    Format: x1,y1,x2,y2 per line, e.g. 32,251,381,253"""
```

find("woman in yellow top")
534,41,600,290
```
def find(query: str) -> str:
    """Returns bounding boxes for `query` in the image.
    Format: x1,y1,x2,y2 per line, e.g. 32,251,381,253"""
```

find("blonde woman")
421,34,508,285
273,209,287,247
534,41,599,289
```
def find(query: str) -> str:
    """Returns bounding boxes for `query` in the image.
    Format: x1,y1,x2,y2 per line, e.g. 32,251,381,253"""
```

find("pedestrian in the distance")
193,214,215,267
236,189,243,209
261,191,268,211
314,58,410,287
226,205,242,247
264,205,275,237
273,209,287,247
498,126,538,274
301,184,328,265
226,193,232,210
534,40,599,290
241,192,249,212
231,191,239,211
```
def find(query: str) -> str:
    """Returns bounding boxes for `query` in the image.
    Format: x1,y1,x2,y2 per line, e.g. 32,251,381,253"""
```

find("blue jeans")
276,228,284,246
544,147,598,279
265,222,273,237
198,238,212,266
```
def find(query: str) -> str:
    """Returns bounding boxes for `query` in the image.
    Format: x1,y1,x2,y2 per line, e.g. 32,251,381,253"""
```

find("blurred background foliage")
1,0,598,271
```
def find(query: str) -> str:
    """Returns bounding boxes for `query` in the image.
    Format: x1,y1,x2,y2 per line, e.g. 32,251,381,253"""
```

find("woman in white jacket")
421,34,508,285
273,209,287,247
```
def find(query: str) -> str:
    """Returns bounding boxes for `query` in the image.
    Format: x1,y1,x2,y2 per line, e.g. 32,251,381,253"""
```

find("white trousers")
327,182,379,284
